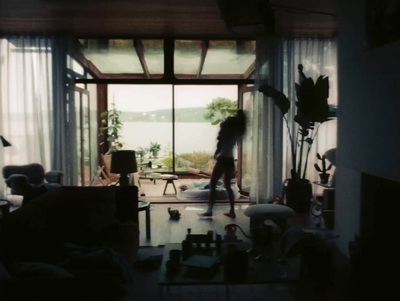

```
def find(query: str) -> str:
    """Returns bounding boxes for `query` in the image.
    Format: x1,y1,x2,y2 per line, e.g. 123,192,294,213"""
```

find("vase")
283,178,312,213
319,173,330,184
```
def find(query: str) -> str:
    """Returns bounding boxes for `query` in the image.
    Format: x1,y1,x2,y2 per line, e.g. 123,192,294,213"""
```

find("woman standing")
199,109,247,218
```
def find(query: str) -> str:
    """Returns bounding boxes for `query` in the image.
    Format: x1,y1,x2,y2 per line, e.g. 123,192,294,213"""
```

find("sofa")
0,185,139,301
2,163,63,204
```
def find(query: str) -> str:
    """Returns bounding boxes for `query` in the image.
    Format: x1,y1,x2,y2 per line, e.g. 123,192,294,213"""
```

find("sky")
108,84,238,112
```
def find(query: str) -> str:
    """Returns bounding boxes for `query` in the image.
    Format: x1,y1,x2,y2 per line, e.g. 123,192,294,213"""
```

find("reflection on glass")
174,40,202,77
75,91,82,186
87,84,98,184
241,90,254,193
79,39,142,74
142,39,164,76
82,93,91,186
202,40,255,76
108,85,173,172
174,85,238,172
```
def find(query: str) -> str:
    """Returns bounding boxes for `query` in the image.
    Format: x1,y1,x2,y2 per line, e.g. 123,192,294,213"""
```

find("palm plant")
259,64,337,182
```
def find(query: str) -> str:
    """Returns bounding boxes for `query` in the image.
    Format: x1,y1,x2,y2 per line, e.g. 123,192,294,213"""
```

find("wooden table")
158,242,300,301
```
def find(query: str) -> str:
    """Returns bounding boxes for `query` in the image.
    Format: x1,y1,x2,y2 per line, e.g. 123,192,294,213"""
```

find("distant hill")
120,107,209,122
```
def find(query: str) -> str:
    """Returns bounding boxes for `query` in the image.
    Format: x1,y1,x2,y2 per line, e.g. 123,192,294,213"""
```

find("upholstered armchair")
2,163,63,204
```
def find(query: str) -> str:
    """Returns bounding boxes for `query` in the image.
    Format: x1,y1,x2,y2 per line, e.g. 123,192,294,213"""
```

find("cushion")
176,180,240,201
244,204,295,219
11,262,74,279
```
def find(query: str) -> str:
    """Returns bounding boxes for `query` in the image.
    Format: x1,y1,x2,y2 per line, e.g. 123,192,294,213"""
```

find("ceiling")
0,0,338,38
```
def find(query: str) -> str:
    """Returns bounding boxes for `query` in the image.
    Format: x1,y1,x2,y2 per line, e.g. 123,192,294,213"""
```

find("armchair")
2,163,63,204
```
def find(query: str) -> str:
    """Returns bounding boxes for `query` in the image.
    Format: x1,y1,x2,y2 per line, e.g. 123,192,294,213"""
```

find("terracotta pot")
283,178,312,213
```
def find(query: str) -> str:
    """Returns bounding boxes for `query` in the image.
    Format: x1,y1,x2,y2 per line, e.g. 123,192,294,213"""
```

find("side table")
138,200,151,240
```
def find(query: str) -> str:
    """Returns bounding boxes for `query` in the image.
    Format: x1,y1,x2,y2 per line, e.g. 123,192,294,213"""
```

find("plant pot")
283,178,312,214
319,173,330,184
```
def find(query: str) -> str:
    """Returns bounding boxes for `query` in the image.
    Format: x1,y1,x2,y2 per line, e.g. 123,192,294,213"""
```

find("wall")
336,0,400,255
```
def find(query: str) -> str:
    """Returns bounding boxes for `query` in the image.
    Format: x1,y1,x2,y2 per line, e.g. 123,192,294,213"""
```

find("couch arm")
45,170,64,184
5,174,31,195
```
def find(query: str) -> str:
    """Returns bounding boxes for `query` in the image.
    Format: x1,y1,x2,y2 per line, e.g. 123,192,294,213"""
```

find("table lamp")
111,150,137,186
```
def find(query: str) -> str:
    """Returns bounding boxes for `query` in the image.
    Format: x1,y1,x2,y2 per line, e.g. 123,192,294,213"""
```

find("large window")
174,85,238,172
108,85,173,171
108,84,238,173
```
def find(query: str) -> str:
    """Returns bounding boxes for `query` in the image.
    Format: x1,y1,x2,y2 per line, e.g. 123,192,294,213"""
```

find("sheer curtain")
0,36,68,195
282,38,338,183
251,37,337,204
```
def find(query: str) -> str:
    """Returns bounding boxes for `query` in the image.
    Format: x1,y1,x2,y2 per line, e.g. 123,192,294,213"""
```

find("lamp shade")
111,150,138,174
324,148,336,166
0,135,11,147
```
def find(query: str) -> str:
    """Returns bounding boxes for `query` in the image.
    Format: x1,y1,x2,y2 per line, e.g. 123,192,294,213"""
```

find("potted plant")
136,147,147,163
149,141,161,158
259,64,337,212
100,103,124,154
314,153,333,184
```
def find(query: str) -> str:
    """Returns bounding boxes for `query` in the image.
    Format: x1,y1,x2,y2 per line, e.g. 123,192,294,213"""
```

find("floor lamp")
110,150,138,187
1,135,11,201
1,136,11,148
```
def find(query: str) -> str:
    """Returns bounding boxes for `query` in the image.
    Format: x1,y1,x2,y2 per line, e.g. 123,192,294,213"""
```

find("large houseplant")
100,104,124,154
259,64,336,212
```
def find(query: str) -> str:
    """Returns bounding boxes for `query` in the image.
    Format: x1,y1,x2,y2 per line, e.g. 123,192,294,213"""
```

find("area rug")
128,246,295,301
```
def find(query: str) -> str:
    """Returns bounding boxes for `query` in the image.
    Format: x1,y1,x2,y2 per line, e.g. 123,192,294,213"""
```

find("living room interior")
1,0,400,300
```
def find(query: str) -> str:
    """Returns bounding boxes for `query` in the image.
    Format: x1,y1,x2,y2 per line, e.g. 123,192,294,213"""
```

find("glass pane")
174,40,202,77
82,93,91,186
142,39,164,76
241,90,254,192
108,85,173,173
202,40,256,76
79,39,143,74
75,90,82,186
87,84,99,185
174,85,238,172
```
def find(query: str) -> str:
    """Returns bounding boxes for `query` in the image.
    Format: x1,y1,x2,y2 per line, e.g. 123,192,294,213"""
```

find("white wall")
336,0,400,255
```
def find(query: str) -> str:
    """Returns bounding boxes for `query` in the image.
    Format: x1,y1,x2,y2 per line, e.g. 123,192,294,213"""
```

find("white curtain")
0,36,54,194
250,36,285,204
251,37,337,204
282,38,338,183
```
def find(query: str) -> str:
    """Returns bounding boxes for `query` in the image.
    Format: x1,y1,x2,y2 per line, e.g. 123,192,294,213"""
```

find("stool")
160,174,178,195
244,204,295,231
146,172,162,184
244,204,295,260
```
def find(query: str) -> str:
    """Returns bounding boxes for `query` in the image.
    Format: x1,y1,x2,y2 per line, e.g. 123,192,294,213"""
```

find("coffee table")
158,242,300,301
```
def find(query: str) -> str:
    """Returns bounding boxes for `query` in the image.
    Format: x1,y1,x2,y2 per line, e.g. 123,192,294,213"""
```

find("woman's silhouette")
199,109,247,218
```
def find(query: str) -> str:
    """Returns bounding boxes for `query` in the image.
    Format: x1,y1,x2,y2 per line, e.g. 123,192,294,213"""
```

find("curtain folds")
0,36,76,193
251,37,337,204
0,36,53,168
250,36,285,204
52,37,77,186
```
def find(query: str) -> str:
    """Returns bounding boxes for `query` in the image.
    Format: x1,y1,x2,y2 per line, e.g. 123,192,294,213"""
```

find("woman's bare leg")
198,161,224,216
223,167,236,218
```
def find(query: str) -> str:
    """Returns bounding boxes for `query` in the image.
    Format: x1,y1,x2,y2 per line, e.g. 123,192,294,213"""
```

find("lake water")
121,121,219,155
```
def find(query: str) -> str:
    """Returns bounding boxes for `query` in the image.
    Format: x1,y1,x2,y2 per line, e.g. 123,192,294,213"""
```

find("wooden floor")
137,203,254,247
